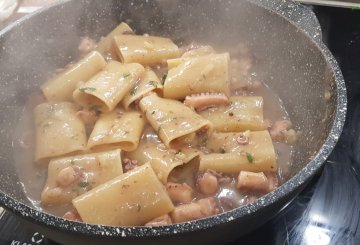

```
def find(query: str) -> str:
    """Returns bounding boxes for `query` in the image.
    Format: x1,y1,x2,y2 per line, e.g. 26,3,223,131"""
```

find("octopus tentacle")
184,92,229,111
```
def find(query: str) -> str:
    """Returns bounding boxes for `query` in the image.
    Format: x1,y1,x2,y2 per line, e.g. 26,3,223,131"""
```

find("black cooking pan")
0,0,346,244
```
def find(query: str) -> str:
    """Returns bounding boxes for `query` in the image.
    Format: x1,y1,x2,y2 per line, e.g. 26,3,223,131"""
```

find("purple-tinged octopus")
184,92,229,111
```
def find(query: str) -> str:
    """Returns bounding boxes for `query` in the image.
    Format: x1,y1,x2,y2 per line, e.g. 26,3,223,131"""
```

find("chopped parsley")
78,181,89,188
123,73,131,78
79,87,96,93
70,160,75,165
162,72,167,83
246,152,254,163
130,87,137,96
148,81,157,88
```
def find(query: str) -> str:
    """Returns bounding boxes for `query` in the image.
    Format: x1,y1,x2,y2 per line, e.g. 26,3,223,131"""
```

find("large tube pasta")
122,67,163,110
125,138,201,183
72,163,174,226
139,93,213,148
199,96,264,132
167,45,216,69
163,53,230,99
41,51,106,102
34,102,87,163
199,131,276,173
113,34,180,65
41,149,123,205
88,109,145,151
97,22,133,59
73,61,144,112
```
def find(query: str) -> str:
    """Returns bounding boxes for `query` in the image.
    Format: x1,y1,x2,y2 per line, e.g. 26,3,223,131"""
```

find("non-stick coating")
0,0,346,244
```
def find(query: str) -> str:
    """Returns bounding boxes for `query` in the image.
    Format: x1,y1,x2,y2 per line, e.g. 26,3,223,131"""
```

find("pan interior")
0,0,339,230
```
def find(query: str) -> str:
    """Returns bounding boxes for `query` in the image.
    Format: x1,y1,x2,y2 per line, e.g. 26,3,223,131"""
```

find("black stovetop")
1,5,360,245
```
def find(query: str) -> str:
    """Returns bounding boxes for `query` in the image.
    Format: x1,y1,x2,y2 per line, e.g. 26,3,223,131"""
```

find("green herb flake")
70,160,75,165
162,72,168,83
175,150,182,155
79,87,96,93
148,80,158,88
123,73,131,78
130,87,137,96
78,181,89,188
246,152,254,163
219,148,226,154
351,6,360,10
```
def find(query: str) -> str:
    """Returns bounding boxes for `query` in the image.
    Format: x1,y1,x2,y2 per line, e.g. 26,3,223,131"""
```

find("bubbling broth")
13,22,297,226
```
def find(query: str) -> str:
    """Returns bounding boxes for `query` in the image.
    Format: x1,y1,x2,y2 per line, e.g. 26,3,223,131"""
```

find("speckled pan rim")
0,0,347,239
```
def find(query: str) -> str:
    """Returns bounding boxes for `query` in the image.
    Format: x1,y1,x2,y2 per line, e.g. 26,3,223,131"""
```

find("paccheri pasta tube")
73,61,144,112
125,139,201,183
72,163,174,226
88,109,145,151
41,149,123,205
122,67,163,110
199,96,264,132
113,34,180,65
167,45,216,69
34,102,87,163
97,22,133,59
41,51,106,102
163,53,230,99
199,131,276,173
139,93,213,148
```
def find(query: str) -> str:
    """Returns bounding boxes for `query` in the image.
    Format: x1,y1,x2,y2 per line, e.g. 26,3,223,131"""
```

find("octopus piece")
170,197,219,223
263,119,273,130
236,131,250,145
197,197,220,217
265,172,279,192
236,171,270,194
145,214,172,227
78,36,97,56
269,120,298,144
63,209,82,222
184,93,229,112
196,171,219,195
56,166,83,187
76,109,99,125
123,158,139,172
246,195,258,204
166,182,193,204
206,169,232,185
